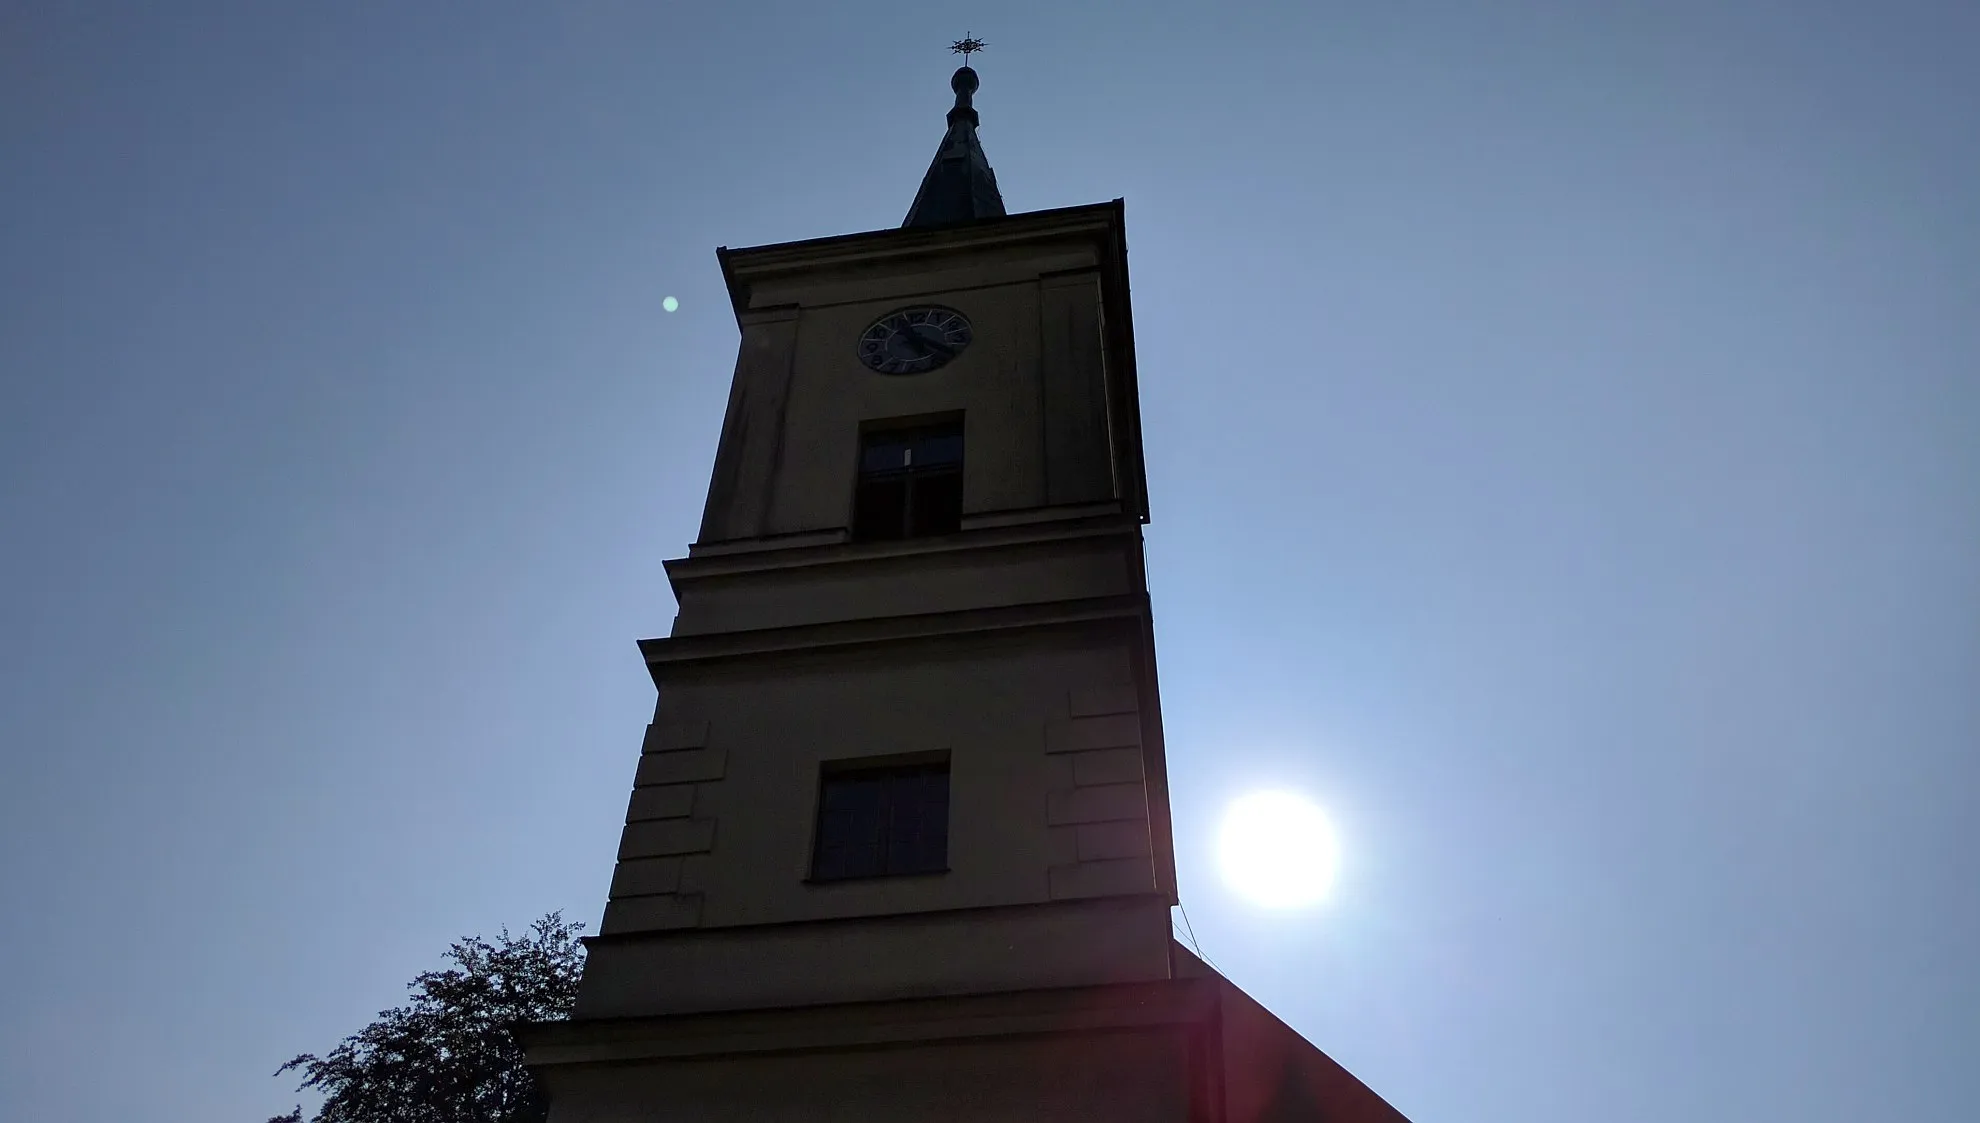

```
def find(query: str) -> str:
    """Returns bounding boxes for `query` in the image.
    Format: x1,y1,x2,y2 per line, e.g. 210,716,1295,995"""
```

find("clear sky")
2,3,1975,1120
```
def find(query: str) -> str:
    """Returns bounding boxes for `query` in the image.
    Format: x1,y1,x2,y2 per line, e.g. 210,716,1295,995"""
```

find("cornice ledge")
724,202,1120,272
716,203,1125,322
519,975,1214,1068
668,511,1140,583
639,593,1149,679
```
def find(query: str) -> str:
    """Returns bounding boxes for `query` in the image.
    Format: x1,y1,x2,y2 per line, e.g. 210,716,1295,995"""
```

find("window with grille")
809,757,951,881
852,421,964,541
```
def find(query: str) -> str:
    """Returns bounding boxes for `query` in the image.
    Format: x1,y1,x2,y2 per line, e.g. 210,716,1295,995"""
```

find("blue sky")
2,3,1975,1120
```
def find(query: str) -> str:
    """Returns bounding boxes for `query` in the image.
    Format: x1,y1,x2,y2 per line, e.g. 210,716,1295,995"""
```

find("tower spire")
902,40,1007,228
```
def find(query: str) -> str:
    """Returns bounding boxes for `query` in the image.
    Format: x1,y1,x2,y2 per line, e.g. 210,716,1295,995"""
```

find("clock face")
857,305,973,375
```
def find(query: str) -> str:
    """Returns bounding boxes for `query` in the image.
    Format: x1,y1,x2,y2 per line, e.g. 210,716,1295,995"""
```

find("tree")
265,913,585,1123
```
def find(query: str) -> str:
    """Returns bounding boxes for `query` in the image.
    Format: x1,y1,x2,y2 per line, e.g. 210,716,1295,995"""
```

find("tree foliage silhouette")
265,913,584,1123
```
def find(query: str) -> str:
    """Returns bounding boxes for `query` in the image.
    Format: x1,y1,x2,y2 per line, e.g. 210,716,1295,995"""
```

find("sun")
1217,791,1340,908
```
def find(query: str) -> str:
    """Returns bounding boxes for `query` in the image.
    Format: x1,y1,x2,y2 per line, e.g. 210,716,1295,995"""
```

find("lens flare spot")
662,296,679,312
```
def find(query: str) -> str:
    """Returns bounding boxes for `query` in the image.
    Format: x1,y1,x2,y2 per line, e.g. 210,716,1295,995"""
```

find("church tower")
523,61,1412,1123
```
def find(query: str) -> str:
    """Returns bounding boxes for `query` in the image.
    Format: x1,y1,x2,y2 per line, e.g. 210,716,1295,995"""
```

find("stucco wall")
698,235,1118,544
601,627,1157,938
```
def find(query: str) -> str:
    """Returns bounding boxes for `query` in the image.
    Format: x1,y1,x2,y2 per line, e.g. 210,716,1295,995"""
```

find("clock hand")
908,325,956,359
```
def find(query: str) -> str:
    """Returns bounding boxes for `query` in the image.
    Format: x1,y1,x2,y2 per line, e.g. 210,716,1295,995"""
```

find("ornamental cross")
950,37,986,61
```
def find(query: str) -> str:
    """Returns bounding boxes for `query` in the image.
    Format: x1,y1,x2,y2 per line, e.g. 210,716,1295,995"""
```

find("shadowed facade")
519,65,1410,1123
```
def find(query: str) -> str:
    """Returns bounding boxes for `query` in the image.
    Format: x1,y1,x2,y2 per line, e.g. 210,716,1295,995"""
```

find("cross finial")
950,36,986,61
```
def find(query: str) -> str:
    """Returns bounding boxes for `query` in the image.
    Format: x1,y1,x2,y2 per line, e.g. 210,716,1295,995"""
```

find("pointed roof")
902,66,1007,228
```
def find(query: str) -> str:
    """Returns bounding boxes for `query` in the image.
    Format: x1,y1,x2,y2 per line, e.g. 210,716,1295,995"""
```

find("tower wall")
698,208,1138,549
521,69,1414,1120
580,610,1172,1016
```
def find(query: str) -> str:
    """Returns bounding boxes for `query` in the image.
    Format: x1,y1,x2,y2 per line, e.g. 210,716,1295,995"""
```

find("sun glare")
1218,791,1340,908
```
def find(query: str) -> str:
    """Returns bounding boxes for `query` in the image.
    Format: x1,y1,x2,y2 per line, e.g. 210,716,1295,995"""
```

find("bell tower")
523,60,1413,1123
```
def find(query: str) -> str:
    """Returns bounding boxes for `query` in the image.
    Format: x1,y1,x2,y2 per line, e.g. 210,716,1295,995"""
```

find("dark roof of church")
902,66,1007,228
1171,942,1416,1122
